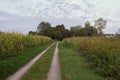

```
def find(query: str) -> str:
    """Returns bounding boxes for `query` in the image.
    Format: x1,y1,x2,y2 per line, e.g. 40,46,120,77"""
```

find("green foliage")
31,18,106,40
0,32,52,59
0,42,53,80
59,43,107,80
37,21,51,33
70,21,98,37
37,23,70,41
62,37,120,80
20,43,56,80
95,18,107,34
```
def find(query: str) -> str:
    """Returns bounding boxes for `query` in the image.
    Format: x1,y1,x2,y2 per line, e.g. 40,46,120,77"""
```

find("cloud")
0,0,95,19
0,0,120,34
0,16,10,20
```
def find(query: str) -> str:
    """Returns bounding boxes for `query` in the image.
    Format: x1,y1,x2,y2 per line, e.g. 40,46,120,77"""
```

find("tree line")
29,18,107,41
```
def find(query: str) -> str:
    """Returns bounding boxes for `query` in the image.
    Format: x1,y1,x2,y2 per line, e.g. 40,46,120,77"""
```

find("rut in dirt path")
47,42,61,80
7,43,55,80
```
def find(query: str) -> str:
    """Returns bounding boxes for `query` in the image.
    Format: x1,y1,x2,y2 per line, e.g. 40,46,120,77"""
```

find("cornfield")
63,37,120,80
0,32,52,59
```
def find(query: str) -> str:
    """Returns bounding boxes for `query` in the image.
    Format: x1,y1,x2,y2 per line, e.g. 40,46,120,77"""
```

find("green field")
0,37,53,80
62,37,120,80
20,43,56,80
59,43,107,80
0,32,120,80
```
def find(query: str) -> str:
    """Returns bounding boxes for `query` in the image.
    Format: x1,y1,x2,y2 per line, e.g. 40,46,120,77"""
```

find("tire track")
47,42,61,80
7,43,55,80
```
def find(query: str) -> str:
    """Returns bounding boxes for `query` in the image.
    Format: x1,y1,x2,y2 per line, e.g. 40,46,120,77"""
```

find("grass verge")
20,43,56,80
59,43,108,80
0,42,53,80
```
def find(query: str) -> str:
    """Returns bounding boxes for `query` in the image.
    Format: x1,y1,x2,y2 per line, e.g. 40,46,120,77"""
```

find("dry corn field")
0,32,52,59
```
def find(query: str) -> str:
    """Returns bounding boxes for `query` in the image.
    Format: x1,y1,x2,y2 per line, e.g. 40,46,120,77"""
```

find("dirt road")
47,42,61,80
7,43,55,80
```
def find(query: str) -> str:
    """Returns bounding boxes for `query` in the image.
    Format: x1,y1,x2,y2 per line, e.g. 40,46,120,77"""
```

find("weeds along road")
7,43,55,80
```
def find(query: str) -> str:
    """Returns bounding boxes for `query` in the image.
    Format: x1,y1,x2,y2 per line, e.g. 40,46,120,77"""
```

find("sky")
0,0,120,34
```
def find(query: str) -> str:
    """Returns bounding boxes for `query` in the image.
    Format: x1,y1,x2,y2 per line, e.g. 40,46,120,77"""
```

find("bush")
63,37,120,80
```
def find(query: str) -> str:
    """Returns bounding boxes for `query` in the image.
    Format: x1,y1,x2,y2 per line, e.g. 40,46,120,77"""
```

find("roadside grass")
20,43,56,80
0,42,53,80
59,43,108,80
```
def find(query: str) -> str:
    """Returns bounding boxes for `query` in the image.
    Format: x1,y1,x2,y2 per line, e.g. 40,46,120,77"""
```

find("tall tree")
85,21,98,36
85,21,91,28
70,25,81,36
37,21,51,36
95,18,107,34
36,22,70,41
55,24,70,40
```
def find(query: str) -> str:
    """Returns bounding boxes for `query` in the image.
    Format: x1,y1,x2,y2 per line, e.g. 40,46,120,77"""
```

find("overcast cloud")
0,0,120,34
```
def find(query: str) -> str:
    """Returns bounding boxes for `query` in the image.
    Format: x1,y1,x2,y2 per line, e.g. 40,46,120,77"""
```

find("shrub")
63,37,120,80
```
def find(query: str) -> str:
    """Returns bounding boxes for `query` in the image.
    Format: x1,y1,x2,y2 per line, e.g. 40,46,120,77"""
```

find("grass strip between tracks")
20,43,56,80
